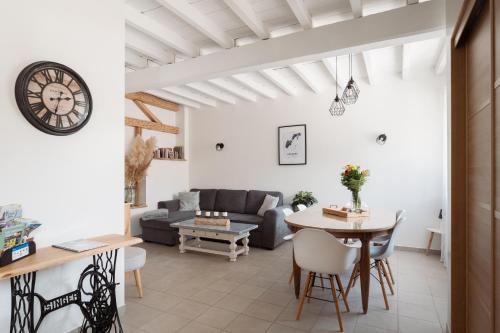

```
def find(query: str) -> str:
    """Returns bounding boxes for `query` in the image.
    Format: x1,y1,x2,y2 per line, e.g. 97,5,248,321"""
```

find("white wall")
125,101,190,236
0,1,124,332
190,73,445,250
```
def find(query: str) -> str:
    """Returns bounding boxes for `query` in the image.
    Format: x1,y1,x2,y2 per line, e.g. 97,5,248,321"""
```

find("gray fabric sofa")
140,189,291,250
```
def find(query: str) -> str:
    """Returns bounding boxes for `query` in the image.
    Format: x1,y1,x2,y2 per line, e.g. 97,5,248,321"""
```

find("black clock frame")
15,61,93,136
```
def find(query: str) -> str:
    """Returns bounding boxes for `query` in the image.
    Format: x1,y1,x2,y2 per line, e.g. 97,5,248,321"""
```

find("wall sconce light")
215,143,224,151
376,134,387,145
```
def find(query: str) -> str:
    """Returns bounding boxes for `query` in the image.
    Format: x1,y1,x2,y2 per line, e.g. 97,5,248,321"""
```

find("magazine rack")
0,240,36,267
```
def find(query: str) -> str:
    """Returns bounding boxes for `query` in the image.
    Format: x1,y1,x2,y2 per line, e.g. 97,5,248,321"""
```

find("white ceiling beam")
126,0,445,92
361,52,376,85
156,0,233,49
434,40,447,75
147,89,200,109
209,78,258,102
125,5,198,58
407,0,419,4
286,0,313,29
401,44,412,80
223,0,269,39
125,49,148,69
232,74,278,98
125,27,174,64
259,69,298,96
349,0,363,18
290,63,324,94
163,86,217,107
322,58,347,89
186,82,237,104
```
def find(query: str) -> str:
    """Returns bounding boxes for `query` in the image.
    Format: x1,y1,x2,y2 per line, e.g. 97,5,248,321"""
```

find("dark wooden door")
451,0,498,332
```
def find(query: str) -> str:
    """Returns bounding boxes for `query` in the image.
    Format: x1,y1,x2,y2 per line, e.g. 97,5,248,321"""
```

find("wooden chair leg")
289,270,294,284
376,261,389,310
133,269,144,298
319,273,325,290
329,275,344,332
385,258,395,285
296,272,312,320
307,272,316,303
426,232,435,255
345,263,358,298
380,260,395,295
334,274,350,312
352,264,359,288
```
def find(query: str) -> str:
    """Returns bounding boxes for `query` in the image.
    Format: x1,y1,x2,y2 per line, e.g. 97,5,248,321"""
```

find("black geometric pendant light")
329,57,345,116
342,54,360,105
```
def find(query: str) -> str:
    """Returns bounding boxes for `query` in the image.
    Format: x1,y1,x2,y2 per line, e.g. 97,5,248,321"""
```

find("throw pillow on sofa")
257,194,279,216
179,191,200,211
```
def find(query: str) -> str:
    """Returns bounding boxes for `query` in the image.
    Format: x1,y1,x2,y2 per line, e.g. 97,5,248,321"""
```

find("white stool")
125,246,146,297
426,227,442,255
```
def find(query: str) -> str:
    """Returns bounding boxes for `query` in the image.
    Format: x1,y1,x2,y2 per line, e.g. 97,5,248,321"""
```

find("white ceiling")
124,0,445,108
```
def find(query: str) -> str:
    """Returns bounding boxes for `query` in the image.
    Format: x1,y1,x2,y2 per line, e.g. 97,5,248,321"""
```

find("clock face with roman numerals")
15,61,92,136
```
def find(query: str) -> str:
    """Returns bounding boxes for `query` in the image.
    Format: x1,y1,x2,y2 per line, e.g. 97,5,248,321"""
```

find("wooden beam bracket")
125,117,180,134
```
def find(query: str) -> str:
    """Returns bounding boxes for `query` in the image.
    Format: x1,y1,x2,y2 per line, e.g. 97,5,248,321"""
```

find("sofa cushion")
179,191,200,211
191,189,217,211
245,190,284,214
214,189,248,213
227,213,264,231
140,210,195,230
257,194,280,216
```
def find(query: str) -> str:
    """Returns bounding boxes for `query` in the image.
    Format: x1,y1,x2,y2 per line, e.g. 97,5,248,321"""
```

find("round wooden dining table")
285,205,396,314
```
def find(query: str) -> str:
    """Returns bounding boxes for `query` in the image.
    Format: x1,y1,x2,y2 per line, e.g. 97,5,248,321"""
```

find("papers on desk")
53,239,108,253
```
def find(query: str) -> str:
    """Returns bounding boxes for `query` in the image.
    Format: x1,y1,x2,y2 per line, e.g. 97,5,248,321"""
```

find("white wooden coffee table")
171,220,258,262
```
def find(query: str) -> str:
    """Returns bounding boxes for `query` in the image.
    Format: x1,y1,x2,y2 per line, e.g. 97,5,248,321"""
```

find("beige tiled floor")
123,241,447,333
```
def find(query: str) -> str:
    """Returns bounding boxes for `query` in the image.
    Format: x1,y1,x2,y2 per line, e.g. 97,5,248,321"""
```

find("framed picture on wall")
278,124,307,165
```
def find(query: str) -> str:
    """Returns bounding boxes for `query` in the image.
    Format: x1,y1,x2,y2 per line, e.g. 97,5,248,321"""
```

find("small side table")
426,227,442,255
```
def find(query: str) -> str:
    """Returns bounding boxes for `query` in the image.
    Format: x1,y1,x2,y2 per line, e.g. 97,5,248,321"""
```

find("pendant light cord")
335,56,338,95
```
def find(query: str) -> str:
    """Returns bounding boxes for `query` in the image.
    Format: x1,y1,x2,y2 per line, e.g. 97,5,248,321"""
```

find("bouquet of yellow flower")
341,164,369,212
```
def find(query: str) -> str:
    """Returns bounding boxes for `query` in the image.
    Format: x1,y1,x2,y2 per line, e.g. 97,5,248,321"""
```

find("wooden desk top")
0,234,142,280
285,205,396,233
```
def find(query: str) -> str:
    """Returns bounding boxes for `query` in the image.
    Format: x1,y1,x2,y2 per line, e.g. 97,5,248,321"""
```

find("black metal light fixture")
329,57,345,116
342,54,360,105
376,134,387,145
215,143,224,151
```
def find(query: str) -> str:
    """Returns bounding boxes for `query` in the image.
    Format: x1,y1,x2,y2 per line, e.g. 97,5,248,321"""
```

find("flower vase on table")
125,185,136,204
341,164,369,213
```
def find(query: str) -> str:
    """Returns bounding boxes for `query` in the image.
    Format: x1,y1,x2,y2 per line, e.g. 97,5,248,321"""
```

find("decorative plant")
125,135,157,190
292,191,318,208
341,164,369,212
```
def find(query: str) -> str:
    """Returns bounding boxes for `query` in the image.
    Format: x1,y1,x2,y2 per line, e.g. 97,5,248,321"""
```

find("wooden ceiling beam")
186,82,237,104
259,69,298,96
223,0,269,39
125,92,180,112
125,117,180,134
125,27,174,64
126,0,445,92
125,5,198,57
349,0,363,18
286,0,313,29
132,100,162,123
163,86,217,107
147,90,201,109
156,0,233,49
290,63,324,94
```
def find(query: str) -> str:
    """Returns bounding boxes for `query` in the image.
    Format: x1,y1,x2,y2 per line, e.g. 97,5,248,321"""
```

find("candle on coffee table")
196,210,201,216
214,211,219,217
222,212,228,217
205,211,211,217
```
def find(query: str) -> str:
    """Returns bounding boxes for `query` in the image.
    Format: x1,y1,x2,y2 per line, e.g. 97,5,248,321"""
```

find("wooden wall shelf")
130,204,148,209
153,158,187,161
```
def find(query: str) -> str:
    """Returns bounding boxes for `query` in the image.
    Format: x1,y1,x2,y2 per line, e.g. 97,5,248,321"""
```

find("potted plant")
292,191,318,211
341,164,369,212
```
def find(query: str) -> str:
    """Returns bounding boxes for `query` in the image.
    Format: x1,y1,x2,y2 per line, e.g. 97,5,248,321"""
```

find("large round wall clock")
15,61,92,136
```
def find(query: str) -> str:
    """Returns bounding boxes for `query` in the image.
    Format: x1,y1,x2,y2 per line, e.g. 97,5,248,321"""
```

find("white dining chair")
293,228,357,332
125,246,146,297
346,217,406,310
371,209,406,285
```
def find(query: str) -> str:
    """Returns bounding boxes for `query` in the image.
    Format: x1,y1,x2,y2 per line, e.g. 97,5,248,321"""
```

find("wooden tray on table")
322,207,370,218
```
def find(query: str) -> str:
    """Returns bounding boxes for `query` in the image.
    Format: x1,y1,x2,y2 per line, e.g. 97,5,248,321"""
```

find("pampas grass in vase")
125,135,157,203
